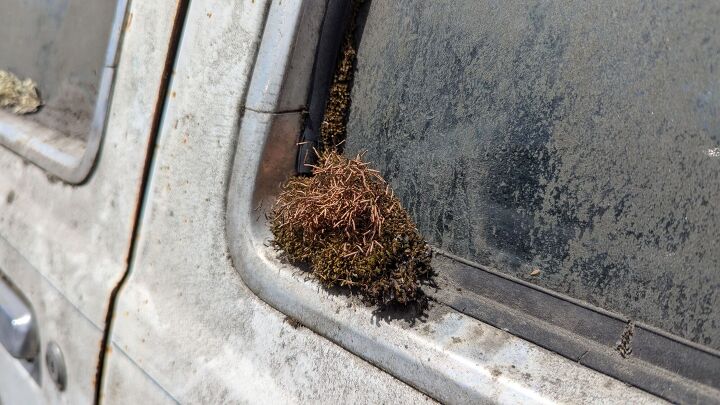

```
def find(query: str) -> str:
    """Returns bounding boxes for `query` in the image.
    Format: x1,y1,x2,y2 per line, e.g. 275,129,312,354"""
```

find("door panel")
101,348,176,405
101,1,434,402
0,1,180,402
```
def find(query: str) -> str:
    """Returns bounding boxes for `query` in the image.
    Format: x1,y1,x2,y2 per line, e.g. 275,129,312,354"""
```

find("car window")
345,0,719,351
0,0,125,182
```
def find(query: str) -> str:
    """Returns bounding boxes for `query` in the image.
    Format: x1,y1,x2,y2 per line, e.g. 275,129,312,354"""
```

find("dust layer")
345,0,720,348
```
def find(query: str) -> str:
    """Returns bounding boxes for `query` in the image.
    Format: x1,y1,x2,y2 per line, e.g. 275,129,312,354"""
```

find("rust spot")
491,368,502,377
207,12,212,18
171,91,176,98
284,316,302,329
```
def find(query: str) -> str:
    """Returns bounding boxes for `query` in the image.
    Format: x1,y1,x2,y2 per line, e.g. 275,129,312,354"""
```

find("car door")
0,1,181,403
98,0,691,404
98,1,436,403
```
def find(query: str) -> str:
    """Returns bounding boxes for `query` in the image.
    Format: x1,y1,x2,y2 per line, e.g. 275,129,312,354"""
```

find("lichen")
0,70,42,114
270,151,432,306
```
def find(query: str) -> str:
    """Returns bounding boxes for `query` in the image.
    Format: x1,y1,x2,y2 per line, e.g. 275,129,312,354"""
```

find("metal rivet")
45,341,67,391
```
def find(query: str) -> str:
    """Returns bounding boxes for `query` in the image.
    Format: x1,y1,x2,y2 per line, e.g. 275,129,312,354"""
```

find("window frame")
226,1,718,403
0,0,129,184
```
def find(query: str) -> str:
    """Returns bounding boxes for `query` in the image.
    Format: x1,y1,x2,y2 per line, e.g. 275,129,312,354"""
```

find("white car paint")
0,0,179,403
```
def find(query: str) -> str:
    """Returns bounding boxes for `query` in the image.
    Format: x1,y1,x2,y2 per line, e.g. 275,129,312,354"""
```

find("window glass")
0,0,120,140
345,1,720,349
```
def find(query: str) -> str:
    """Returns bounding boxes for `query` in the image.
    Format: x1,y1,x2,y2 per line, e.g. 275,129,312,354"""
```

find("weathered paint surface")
102,347,176,405
346,0,720,348
102,1,434,403
0,240,102,404
0,0,179,402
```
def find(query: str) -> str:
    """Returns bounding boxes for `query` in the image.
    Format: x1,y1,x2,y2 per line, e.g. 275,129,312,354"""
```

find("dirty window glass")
345,1,720,350
0,0,120,140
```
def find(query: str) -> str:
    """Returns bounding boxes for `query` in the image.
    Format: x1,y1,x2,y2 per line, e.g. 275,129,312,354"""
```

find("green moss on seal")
270,151,432,305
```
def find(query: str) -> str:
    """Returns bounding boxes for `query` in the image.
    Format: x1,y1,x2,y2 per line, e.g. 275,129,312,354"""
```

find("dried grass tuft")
0,70,42,114
270,151,431,305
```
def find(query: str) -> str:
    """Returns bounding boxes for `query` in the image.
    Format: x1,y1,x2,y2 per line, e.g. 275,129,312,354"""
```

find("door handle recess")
0,276,39,360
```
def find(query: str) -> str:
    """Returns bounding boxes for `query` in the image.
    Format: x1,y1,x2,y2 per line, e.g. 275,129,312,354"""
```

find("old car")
1,1,718,403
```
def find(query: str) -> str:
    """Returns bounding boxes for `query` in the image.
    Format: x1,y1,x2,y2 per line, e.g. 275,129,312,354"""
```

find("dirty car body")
0,1,718,404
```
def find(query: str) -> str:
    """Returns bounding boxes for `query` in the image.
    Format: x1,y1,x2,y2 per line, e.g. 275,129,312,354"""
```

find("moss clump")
0,70,42,114
270,151,432,305
319,2,359,152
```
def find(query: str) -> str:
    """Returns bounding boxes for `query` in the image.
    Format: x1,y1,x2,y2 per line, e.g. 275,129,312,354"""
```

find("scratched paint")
346,0,720,349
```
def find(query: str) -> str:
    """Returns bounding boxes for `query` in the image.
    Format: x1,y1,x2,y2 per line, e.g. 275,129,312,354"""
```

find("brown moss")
272,0,431,306
0,70,42,114
319,3,360,152
271,151,432,305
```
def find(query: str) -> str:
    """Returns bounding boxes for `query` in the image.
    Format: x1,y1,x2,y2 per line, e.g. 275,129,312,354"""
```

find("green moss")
270,151,432,305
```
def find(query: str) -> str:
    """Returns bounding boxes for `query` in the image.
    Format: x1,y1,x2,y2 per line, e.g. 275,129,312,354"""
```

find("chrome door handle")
0,277,38,360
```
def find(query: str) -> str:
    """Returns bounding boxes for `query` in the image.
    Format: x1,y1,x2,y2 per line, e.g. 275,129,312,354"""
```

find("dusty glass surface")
0,0,119,140
345,1,720,349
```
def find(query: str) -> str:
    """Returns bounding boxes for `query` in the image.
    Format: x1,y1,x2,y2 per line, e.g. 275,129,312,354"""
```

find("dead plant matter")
0,70,42,114
270,151,431,305
319,3,359,152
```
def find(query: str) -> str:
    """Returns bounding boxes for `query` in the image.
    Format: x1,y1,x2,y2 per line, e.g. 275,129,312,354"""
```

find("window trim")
0,0,129,184
434,250,720,402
